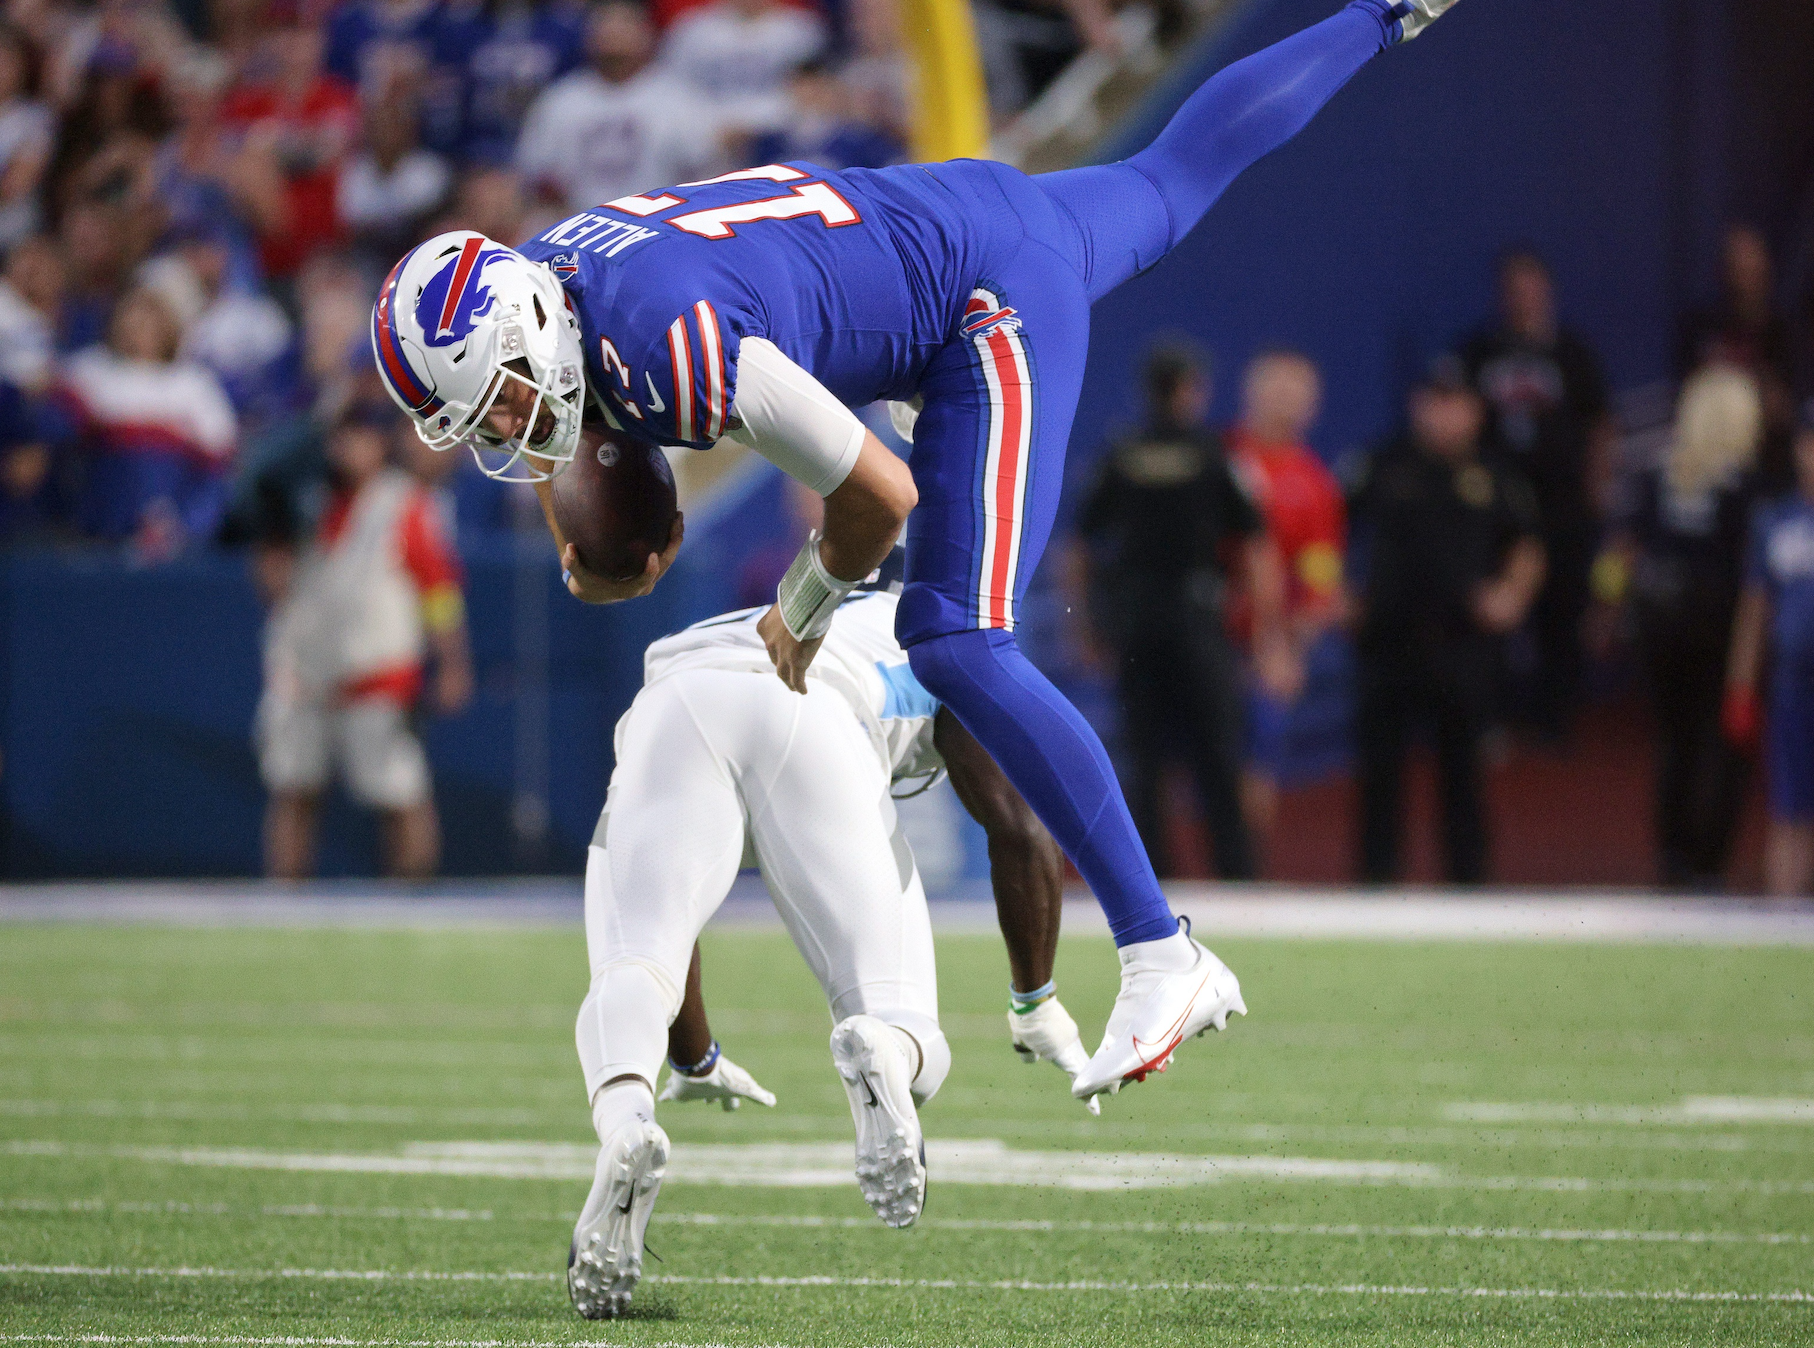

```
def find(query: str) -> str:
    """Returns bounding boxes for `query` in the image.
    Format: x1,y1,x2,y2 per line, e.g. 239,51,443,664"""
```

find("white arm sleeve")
725,337,865,496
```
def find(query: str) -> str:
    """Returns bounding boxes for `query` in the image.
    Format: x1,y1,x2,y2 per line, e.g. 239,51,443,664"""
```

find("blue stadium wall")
0,543,714,879
1065,0,1732,466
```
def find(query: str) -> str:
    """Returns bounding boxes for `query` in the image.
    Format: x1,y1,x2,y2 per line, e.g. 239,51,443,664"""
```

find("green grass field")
2,917,1811,1346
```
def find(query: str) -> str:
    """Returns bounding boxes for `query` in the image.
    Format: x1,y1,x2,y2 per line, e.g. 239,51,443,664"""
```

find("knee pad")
574,958,680,1100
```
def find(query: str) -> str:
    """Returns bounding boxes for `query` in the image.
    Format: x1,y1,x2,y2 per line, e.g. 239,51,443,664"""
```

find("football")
551,423,679,581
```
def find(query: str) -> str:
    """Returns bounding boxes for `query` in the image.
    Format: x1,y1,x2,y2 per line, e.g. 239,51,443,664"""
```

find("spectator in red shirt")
1226,349,1347,844
221,19,357,281
255,400,473,879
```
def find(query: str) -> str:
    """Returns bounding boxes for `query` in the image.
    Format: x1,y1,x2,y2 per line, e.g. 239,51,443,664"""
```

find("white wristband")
777,531,854,641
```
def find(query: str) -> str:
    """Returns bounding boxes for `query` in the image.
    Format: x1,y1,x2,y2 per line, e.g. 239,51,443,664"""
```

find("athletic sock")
908,628,1178,946
1119,929,1197,973
591,1077,655,1145
887,1025,924,1085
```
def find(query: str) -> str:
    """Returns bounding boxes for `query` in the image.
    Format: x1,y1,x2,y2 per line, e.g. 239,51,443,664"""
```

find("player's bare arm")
934,708,1061,992
660,944,777,1110
935,709,1096,1106
758,431,915,692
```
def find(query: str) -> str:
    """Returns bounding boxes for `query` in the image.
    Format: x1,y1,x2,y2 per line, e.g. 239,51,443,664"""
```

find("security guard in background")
1349,356,1546,884
1076,343,1289,880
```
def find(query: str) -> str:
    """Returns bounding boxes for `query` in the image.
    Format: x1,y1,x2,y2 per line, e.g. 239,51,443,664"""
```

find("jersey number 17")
604,165,862,241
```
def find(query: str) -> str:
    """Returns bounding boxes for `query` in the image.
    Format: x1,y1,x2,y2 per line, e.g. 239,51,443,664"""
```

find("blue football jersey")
516,159,1007,450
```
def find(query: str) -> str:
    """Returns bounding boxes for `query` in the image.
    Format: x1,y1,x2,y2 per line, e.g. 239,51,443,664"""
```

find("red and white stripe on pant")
969,288,1032,631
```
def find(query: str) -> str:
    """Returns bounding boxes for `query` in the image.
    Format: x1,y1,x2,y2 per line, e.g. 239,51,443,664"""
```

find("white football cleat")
1072,932,1245,1102
658,1051,777,1110
1008,996,1100,1116
567,1115,668,1319
1389,0,1461,43
830,1014,925,1228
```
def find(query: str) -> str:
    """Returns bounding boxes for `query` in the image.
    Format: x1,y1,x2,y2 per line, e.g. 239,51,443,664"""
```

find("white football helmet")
371,231,587,481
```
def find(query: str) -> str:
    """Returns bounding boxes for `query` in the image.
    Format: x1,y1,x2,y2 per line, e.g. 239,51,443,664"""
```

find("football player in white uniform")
568,564,1092,1319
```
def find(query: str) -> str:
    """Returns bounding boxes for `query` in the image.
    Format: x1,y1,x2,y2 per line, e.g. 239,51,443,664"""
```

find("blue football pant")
900,1,1398,945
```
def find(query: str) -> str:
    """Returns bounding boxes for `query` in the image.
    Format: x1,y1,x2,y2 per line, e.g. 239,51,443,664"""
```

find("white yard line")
653,1213,1814,1246
0,1264,1806,1304
7,1137,1810,1195
0,1199,496,1221
1449,1097,1814,1126
0,1099,561,1127
0,1036,570,1068
7,1197,1809,1247
7,1100,1809,1158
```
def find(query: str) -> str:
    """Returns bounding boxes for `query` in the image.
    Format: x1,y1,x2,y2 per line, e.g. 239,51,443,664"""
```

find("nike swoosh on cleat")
1127,967,1214,1079
858,1071,880,1110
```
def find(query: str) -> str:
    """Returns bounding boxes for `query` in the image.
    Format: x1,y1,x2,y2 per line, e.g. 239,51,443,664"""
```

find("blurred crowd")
0,0,936,564
1072,229,1814,896
0,0,1158,566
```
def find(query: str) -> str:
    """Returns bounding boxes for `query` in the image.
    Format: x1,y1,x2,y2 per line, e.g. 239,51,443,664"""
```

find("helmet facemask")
428,344,586,484
391,244,589,483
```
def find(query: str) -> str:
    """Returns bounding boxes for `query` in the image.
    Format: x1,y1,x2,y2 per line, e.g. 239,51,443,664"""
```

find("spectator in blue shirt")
746,59,903,171
441,0,587,165
1725,404,1814,896
0,377,60,545
324,0,463,152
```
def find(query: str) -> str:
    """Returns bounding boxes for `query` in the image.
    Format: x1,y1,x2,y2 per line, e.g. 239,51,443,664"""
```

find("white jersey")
657,3,824,130
515,66,720,215
641,589,941,786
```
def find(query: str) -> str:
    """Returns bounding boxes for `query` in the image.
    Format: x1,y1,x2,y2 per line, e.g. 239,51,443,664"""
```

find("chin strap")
777,531,855,640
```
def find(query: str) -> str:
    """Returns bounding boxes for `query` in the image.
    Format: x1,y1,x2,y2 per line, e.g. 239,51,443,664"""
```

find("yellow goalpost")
897,0,990,161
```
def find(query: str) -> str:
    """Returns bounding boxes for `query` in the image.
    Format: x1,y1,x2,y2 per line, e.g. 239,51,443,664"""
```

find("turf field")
2,914,1811,1346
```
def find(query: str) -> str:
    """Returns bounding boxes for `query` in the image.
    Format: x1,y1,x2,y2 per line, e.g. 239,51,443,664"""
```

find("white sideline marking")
6,884,1814,945
1449,1097,1814,1126
1,1264,1807,1304
2,1338,779,1348
8,1197,1809,1247
8,1137,1812,1195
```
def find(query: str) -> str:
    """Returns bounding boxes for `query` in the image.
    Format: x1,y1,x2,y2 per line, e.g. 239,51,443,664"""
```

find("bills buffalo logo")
414,238,516,348
962,293,1020,339
551,252,580,280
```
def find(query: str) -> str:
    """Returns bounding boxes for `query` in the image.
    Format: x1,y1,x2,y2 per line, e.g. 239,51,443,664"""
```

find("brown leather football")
550,424,679,581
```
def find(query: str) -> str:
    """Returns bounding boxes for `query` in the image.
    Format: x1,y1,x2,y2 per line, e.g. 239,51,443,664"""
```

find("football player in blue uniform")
372,0,1462,1101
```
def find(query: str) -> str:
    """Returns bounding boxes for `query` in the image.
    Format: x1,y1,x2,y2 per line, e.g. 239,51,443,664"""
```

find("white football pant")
577,668,949,1112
